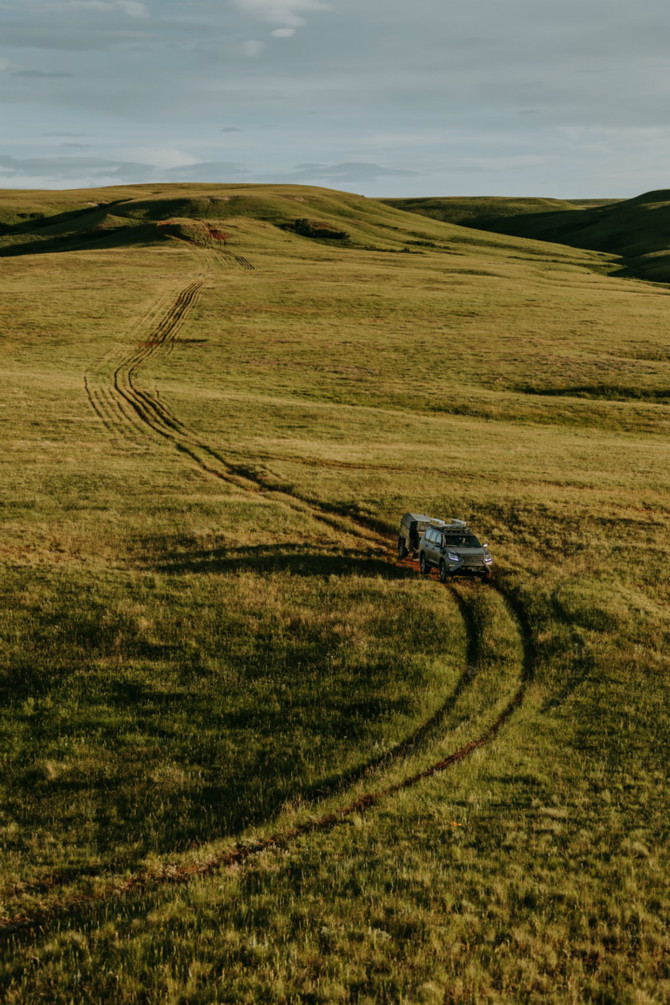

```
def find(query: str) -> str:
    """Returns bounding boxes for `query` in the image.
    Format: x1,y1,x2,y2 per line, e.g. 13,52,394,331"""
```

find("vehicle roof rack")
442,519,469,533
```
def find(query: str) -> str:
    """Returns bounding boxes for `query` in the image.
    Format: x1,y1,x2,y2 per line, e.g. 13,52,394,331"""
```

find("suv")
417,524,464,582
420,518,493,581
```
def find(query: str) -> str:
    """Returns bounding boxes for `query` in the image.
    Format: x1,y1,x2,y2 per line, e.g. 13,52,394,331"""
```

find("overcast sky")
1,0,670,196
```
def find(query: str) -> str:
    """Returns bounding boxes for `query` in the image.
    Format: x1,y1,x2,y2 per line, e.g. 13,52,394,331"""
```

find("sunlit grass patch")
0,562,468,903
0,183,669,1001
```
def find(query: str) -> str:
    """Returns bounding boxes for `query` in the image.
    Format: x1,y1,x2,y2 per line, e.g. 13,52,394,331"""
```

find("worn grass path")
1,241,536,938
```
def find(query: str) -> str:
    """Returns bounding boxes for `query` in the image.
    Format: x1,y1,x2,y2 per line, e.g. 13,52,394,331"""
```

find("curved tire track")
12,254,538,941
86,272,386,545
0,573,535,939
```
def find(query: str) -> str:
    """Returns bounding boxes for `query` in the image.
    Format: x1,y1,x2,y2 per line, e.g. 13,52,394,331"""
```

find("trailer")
397,512,445,558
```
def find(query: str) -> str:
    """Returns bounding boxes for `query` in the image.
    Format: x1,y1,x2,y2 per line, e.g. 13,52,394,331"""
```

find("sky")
1,0,670,197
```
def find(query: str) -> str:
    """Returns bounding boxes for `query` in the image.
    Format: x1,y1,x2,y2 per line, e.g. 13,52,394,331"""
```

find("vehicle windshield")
447,535,481,548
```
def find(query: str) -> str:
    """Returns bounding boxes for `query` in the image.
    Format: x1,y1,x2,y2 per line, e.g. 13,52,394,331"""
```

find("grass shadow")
0,200,128,237
1,549,462,877
138,542,413,579
0,223,160,258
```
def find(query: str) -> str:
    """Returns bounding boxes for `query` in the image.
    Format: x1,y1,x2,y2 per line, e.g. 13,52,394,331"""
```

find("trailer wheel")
398,537,407,559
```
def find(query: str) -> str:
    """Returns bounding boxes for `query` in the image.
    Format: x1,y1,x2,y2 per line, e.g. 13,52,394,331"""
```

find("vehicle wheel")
419,552,428,575
439,561,448,583
398,537,407,559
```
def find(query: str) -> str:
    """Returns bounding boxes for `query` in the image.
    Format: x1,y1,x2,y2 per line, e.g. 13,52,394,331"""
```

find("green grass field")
0,183,668,1002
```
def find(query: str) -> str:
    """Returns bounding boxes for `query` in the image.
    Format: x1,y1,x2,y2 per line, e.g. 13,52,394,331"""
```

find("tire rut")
0,572,535,940
233,255,255,270
86,274,385,546
25,253,538,943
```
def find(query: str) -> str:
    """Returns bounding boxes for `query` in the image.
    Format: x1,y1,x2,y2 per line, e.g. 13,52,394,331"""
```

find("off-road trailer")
397,512,445,559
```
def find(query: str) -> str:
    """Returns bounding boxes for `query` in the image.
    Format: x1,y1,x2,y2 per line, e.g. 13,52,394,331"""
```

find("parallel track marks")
42,249,540,944
233,255,255,270
0,573,536,939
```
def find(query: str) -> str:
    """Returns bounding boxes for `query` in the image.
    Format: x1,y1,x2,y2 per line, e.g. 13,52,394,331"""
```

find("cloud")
163,160,250,181
0,55,74,78
0,154,151,182
232,0,330,32
0,151,414,191
0,154,250,188
13,69,75,78
116,0,148,15
220,127,242,132
287,162,419,183
59,0,147,14
124,145,201,169
0,0,156,49
240,39,265,57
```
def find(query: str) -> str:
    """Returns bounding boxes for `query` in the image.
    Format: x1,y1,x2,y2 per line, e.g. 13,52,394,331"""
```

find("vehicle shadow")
135,542,414,580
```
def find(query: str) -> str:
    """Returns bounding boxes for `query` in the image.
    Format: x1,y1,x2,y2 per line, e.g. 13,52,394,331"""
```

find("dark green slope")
384,195,592,229
386,191,670,282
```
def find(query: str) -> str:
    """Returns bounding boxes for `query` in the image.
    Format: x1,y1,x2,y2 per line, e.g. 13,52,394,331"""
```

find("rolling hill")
385,190,670,282
0,182,480,257
0,183,668,1003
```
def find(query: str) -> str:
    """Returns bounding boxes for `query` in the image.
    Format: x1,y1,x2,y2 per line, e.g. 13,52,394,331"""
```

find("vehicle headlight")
447,552,459,563
484,554,493,564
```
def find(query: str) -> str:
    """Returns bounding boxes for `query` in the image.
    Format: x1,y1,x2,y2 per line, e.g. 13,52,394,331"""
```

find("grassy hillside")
383,195,618,228
0,183,669,1003
0,182,468,257
383,195,591,228
385,191,670,283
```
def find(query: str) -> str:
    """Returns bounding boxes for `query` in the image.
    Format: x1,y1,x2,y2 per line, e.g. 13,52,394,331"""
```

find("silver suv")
417,525,463,582
419,519,493,581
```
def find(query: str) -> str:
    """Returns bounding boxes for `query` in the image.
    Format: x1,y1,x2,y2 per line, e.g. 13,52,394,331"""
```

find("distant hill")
0,182,477,259
385,192,670,283
383,195,604,228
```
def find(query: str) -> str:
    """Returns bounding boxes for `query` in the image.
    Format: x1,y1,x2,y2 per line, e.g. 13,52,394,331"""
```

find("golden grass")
0,183,668,1002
